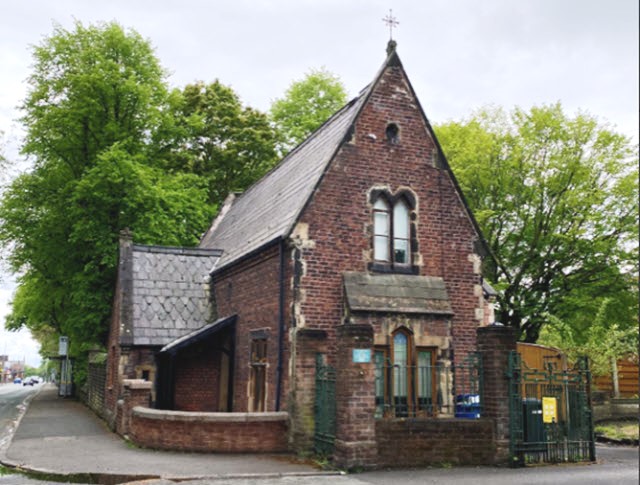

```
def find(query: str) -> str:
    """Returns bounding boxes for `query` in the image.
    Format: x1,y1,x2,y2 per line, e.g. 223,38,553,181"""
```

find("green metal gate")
508,351,595,466
314,355,336,455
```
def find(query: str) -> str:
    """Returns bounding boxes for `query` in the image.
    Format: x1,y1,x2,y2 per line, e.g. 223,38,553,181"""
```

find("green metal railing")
374,353,483,418
314,355,336,455
508,352,595,466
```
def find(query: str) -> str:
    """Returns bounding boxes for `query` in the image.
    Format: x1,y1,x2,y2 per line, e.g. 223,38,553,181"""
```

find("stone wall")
593,398,639,422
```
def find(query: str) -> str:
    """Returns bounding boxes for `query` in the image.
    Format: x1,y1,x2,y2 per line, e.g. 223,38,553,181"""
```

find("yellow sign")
542,396,557,423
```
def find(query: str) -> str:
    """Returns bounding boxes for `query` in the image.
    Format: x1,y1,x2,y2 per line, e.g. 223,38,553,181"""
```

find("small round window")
386,123,400,144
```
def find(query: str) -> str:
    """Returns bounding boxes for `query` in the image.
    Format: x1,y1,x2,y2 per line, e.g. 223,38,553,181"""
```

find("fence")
593,359,639,398
508,353,595,466
374,353,482,418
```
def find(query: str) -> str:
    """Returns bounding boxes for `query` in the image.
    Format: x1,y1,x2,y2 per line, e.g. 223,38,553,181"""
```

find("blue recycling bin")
455,394,481,419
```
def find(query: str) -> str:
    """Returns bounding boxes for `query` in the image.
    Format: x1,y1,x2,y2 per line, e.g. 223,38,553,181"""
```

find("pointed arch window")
372,192,414,271
374,328,438,418
373,198,391,262
393,199,410,264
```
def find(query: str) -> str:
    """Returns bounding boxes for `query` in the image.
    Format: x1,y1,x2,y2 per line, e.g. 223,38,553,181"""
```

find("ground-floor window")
375,329,438,418
249,338,267,411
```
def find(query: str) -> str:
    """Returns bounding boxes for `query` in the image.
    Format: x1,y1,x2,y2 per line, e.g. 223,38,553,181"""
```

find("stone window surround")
368,188,418,274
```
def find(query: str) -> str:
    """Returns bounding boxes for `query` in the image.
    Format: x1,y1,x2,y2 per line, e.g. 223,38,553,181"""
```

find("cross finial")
382,9,399,41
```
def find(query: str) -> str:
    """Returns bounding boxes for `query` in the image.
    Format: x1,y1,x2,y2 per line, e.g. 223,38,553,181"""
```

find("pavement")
0,384,336,483
1,384,638,485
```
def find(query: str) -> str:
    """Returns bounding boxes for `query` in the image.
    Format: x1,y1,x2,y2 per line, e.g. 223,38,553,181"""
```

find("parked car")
13,377,22,384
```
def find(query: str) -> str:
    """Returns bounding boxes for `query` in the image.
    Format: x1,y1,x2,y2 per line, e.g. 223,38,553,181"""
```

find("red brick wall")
130,408,288,453
334,324,377,469
295,63,481,366
173,341,220,412
376,418,494,467
288,329,328,450
477,325,517,464
212,244,290,412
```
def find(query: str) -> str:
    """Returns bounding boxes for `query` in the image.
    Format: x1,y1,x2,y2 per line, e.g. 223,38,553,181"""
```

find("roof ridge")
133,244,222,257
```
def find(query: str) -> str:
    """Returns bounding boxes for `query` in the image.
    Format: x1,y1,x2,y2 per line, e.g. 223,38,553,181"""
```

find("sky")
0,0,638,367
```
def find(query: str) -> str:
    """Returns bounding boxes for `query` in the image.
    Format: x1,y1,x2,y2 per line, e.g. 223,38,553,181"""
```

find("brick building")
105,42,496,462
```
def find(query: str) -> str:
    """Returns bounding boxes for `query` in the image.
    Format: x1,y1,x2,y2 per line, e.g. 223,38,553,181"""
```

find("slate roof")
343,272,454,315
126,245,222,346
199,44,492,270
199,91,368,269
159,315,236,354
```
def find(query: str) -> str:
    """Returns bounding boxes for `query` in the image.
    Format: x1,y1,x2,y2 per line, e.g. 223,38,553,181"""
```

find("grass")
595,420,639,441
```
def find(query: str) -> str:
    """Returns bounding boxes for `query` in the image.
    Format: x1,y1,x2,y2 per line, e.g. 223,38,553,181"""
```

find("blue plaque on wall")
352,348,371,363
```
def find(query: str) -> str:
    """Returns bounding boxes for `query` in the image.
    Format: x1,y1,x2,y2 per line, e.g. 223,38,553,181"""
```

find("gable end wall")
293,63,482,365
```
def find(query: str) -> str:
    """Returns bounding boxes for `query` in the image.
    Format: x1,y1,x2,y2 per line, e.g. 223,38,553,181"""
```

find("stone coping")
132,406,288,423
123,379,153,390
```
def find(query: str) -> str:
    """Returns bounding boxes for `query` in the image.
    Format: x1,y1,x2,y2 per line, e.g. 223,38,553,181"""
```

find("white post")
611,356,620,399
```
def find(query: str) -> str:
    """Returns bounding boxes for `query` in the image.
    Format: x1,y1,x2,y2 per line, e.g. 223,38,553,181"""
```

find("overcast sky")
1,0,638,367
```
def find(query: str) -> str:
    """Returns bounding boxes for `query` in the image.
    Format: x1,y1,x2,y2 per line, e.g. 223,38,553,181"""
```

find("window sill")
369,262,419,275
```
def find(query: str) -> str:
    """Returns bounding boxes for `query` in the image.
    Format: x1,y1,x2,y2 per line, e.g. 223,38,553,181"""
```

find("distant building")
4,360,25,382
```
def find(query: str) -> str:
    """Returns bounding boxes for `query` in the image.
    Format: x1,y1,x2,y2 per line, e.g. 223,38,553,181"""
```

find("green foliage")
0,21,213,381
21,21,167,176
539,299,638,376
595,421,639,441
436,104,639,342
158,80,279,209
270,68,347,154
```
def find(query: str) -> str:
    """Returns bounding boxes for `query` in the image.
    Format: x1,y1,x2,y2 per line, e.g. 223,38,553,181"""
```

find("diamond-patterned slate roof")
128,245,222,346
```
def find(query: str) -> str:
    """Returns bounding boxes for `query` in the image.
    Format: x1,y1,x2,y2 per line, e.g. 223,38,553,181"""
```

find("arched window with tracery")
371,191,415,271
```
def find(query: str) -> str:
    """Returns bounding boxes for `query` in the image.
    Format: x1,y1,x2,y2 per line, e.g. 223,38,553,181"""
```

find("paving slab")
2,384,329,481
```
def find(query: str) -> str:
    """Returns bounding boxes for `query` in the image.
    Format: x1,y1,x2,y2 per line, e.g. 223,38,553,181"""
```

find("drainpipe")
275,238,286,411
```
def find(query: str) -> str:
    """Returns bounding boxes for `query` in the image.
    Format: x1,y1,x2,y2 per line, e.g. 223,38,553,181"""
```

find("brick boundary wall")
476,325,516,465
333,324,377,470
129,407,289,452
376,418,495,467
116,379,153,436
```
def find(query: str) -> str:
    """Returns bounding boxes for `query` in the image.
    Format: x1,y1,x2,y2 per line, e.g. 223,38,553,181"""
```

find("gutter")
275,238,286,411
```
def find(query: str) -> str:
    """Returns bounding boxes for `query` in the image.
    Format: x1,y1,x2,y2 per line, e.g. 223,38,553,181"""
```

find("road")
0,384,38,451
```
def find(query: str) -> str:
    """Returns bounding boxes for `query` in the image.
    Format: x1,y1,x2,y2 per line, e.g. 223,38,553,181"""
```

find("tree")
538,298,638,396
270,68,347,154
157,81,279,209
0,22,213,374
435,104,638,342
